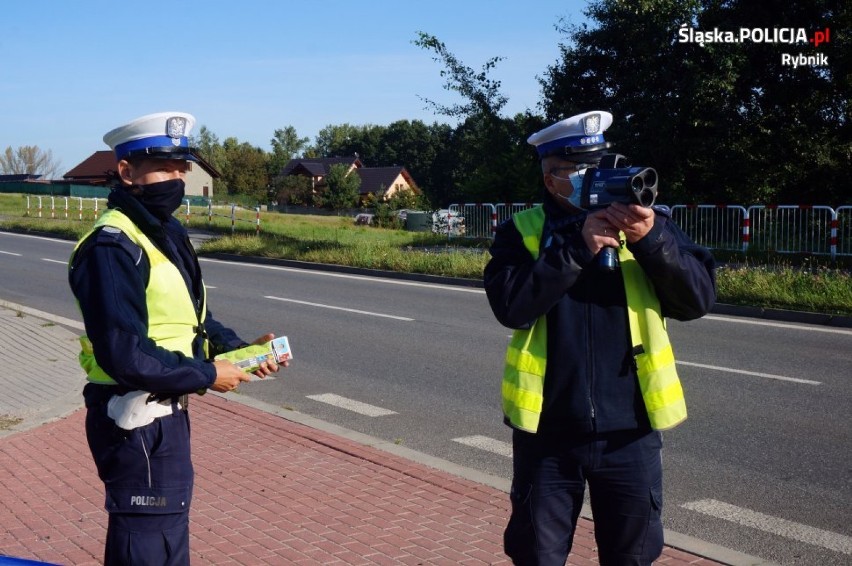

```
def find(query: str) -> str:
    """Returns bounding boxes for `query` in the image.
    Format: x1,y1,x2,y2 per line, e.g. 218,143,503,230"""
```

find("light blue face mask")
550,169,587,210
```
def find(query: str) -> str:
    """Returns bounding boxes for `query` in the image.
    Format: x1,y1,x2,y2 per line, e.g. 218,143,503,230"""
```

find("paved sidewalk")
0,303,740,565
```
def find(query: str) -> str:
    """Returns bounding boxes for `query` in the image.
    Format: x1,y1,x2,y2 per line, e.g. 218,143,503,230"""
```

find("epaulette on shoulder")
93,226,144,265
652,204,671,217
95,225,124,240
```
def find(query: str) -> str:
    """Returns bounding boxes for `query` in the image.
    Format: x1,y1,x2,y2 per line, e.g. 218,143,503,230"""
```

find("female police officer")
68,112,283,565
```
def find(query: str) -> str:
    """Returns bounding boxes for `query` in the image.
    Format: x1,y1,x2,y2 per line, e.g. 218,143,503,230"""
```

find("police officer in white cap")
484,112,716,565
69,112,285,565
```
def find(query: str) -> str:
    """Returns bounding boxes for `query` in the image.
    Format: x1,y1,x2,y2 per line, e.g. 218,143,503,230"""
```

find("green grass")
1,193,850,316
715,262,852,315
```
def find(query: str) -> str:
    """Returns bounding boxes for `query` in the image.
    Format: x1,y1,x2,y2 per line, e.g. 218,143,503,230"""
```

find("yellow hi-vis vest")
502,205,687,432
71,209,207,384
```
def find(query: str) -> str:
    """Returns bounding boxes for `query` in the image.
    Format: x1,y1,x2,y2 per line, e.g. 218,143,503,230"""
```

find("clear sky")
1,0,590,176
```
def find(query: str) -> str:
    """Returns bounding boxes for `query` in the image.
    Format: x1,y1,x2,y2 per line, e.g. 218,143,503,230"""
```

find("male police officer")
69,112,283,565
484,111,716,565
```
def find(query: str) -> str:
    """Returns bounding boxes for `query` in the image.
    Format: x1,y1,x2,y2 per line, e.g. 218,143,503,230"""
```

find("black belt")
149,393,190,410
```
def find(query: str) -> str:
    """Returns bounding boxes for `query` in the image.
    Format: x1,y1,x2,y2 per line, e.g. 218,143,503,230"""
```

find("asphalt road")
1,230,850,565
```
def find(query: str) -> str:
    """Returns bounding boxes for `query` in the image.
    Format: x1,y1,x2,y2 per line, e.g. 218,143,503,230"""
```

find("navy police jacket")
484,195,716,435
69,189,246,398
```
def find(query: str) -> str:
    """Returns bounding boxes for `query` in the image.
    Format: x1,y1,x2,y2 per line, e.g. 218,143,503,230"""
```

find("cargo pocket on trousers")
125,523,189,565
650,482,662,519
640,483,665,562
504,480,536,559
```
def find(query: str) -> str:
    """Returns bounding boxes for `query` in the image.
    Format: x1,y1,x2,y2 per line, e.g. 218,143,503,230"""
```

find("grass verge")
1,194,850,316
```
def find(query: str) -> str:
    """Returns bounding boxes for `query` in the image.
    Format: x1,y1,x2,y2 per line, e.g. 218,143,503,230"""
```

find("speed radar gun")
580,153,658,271
215,335,293,372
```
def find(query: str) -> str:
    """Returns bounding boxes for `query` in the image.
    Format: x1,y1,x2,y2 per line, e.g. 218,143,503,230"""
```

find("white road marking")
682,499,852,555
265,295,414,321
0,232,75,245
704,314,852,335
676,361,821,385
200,257,485,294
452,435,512,458
306,393,397,417
0,250,22,256
41,258,67,264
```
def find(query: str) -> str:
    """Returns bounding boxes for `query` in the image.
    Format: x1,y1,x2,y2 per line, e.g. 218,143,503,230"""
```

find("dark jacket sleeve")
484,218,594,329
204,310,248,356
68,228,216,395
628,212,716,320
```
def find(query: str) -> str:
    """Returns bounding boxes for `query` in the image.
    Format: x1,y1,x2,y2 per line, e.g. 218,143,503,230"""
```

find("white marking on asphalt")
682,499,852,555
265,296,414,321
704,315,852,335
201,257,485,294
41,258,67,264
0,232,75,245
452,435,512,458
306,394,397,417
676,361,821,385
0,250,22,256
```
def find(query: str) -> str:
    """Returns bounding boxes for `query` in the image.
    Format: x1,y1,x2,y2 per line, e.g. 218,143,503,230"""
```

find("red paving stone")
0,394,725,565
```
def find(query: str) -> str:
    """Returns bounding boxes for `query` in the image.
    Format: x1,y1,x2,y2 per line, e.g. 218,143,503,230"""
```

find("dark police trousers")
504,428,664,566
85,388,193,566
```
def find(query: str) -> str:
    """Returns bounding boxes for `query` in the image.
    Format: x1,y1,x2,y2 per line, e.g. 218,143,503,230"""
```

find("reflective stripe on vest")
502,205,687,432
618,243,687,430
71,209,207,384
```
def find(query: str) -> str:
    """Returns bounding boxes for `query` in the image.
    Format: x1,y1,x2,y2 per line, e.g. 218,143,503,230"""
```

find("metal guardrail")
451,202,852,260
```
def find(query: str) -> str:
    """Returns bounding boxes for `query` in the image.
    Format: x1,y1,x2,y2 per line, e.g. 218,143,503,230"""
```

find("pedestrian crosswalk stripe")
682,499,852,555
452,435,512,458
306,393,397,417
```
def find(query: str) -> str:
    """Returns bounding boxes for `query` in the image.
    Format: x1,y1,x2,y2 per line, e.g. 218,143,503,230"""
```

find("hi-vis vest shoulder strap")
71,209,207,385
502,205,687,432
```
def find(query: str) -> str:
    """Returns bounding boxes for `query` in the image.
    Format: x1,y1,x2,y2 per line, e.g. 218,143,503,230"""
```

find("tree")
413,32,541,203
413,31,508,121
539,0,850,204
276,174,314,207
1,145,62,179
220,138,269,202
310,123,364,158
378,120,451,206
269,126,309,177
324,163,361,212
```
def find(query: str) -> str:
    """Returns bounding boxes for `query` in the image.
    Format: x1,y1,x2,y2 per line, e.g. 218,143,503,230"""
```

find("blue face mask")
551,169,587,210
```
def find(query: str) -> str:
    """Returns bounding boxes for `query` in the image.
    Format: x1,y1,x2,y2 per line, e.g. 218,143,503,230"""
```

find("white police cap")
527,110,613,158
103,111,199,162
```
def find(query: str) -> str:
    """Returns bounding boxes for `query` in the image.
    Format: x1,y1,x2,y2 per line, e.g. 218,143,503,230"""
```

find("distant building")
277,157,420,205
63,150,219,199
355,166,419,202
0,174,43,183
